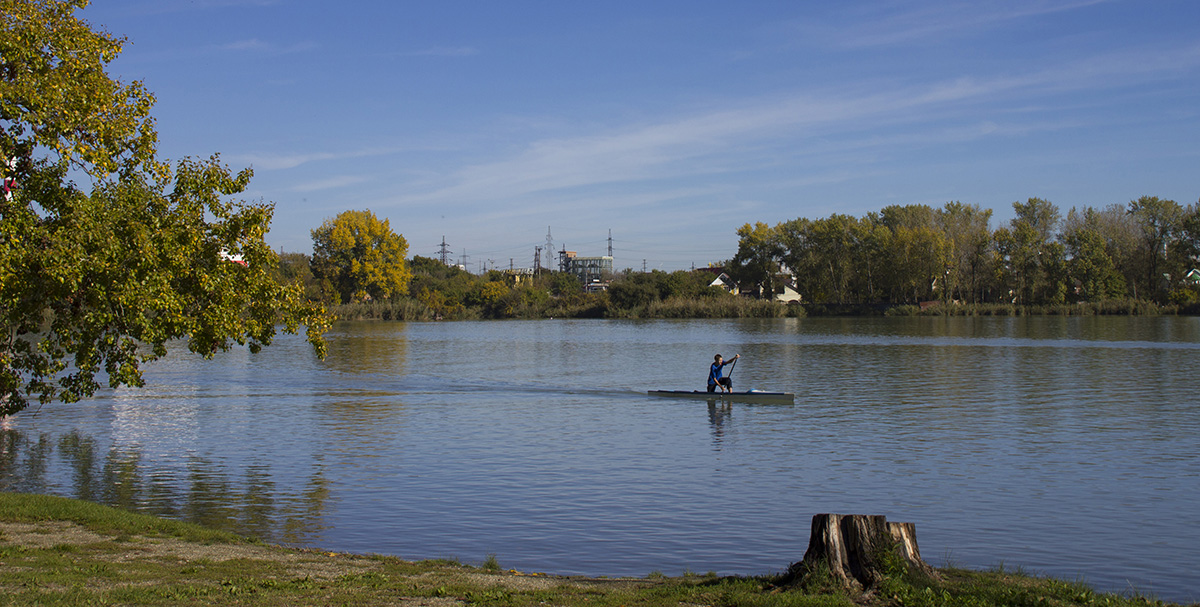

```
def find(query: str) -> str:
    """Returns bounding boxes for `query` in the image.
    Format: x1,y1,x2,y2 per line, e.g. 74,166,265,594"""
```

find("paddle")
725,354,738,393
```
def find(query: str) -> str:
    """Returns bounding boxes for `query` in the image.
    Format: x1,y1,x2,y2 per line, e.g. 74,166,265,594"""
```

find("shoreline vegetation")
0,493,1185,607
281,197,1200,325
327,296,1194,322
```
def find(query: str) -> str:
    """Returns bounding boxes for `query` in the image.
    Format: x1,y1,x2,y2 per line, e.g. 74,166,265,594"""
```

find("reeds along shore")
330,295,797,321
328,296,1190,321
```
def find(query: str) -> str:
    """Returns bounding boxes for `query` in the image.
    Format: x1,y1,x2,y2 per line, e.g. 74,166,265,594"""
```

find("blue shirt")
708,360,729,385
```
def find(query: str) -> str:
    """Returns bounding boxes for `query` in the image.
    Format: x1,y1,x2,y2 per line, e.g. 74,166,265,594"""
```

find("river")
1,317,1197,602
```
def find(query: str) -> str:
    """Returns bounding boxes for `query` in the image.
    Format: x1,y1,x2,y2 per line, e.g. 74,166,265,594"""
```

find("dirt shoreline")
0,519,653,597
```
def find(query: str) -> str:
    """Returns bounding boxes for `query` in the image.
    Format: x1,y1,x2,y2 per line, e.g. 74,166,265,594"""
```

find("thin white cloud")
233,152,339,171
230,146,427,171
808,0,1113,49
216,38,316,55
400,41,1200,208
291,175,370,193
124,0,281,16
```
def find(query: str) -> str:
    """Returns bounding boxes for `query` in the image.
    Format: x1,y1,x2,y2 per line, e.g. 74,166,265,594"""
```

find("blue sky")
84,0,1200,272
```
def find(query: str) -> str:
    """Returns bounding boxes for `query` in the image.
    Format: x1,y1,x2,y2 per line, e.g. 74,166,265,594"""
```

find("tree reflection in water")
0,427,330,545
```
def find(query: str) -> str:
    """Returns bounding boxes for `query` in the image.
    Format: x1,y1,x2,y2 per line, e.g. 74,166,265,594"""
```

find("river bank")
0,492,1186,607
329,296,1198,321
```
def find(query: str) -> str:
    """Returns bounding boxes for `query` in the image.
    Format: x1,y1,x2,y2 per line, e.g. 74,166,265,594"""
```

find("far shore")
329,297,1197,322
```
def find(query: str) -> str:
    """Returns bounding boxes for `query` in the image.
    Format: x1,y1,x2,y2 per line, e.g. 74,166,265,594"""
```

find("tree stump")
784,514,938,591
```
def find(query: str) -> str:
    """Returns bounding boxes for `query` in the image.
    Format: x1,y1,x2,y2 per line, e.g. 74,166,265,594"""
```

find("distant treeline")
726,196,1200,311
276,196,1200,320
277,254,793,321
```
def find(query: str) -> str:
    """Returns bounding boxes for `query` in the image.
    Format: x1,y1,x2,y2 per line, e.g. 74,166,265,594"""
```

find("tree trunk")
784,514,937,591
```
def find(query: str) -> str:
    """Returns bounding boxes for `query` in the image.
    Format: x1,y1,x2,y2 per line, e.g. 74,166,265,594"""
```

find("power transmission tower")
437,236,452,265
459,249,470,270
607,229,613,257
544,227,554,271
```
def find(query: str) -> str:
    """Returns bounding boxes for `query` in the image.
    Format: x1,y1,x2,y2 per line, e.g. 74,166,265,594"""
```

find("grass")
328,295,1188,323
329,292,809,322
0,492,1191,607
881,299,1178,317
0,491,242,544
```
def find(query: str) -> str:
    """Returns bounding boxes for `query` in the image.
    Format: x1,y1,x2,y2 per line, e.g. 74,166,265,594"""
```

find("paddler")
707,353,739,394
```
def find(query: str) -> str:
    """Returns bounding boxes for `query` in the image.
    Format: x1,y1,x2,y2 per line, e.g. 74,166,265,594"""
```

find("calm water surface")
1,317,1198,602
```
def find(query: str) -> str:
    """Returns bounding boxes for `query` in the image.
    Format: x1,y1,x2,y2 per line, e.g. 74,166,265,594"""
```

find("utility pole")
437,236,452,265
533,246,542,273
643,259,647,273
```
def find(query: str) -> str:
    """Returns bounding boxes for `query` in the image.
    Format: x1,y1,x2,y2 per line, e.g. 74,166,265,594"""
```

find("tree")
995,198,1064,305
276,251,323,302
1172,202,1200,273
777,218,819,300
876,206,949,304
607,278,658,310
1,0,161,181
1061,207,1128,301
809,214,860,303
1170,201,1200,304
310,209,412,303
729,222,781,299
937,202,994,303
543,271,582,296
407,254,476,317
1127,195,1184,301
1,0,330,415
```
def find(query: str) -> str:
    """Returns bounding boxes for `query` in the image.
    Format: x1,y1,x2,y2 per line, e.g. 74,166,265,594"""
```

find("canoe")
647,389,795,404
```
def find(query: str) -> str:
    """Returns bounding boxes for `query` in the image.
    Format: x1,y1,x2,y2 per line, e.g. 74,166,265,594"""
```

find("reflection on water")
1,427,331,544
706,401,733,448
1,317,1198,603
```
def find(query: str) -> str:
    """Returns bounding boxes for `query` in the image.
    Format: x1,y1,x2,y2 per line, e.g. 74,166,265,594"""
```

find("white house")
709,272,739,295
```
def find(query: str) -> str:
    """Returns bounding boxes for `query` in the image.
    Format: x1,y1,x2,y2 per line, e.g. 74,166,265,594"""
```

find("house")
1185,269,1200,286
774,281,802,304
708,272,739,295
705,269,804,302
773,264,802,303
503,267,534,286
584,279,610,293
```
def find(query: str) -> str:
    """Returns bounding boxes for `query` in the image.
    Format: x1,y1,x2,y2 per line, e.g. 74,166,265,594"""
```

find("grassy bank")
329,294,805,321
0,493,1185,607
880,299,1184,316
329,297,1199,322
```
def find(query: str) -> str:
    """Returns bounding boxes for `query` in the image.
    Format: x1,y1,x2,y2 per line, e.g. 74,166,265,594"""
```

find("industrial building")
559,250,613,287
